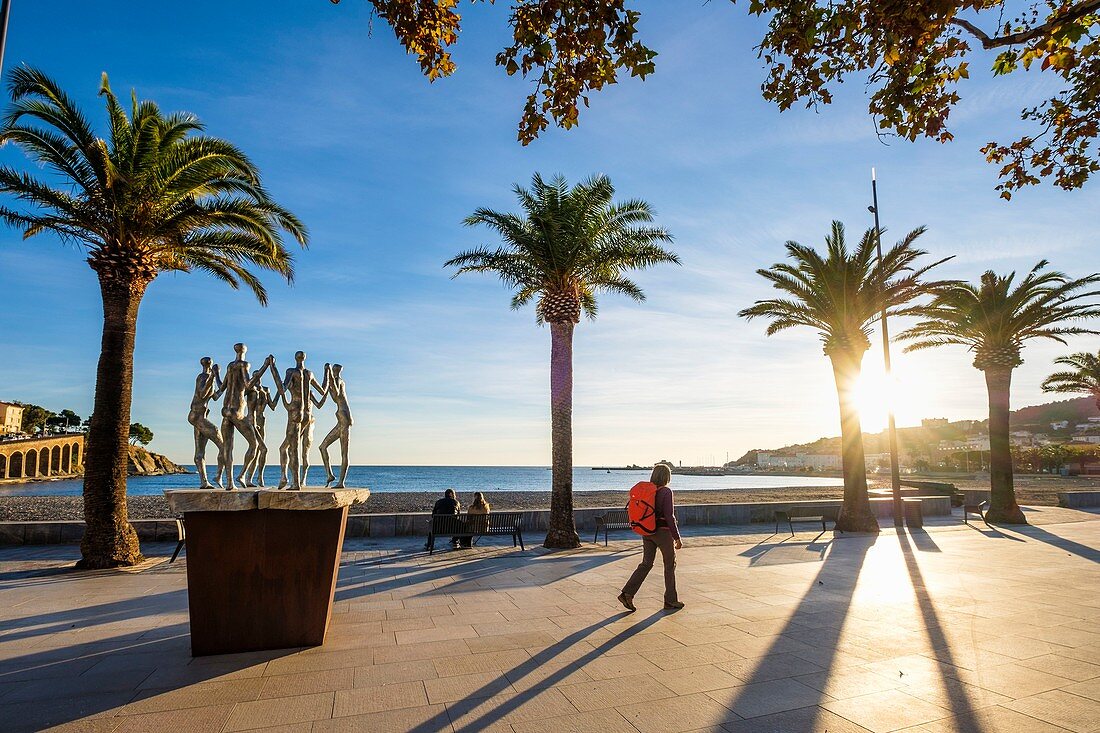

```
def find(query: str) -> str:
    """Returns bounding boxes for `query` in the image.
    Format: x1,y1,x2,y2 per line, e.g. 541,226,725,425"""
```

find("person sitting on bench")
426,489,462,550
463,492,491,548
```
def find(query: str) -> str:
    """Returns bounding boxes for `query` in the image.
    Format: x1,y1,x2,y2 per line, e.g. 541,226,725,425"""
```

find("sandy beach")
1,475,1096,522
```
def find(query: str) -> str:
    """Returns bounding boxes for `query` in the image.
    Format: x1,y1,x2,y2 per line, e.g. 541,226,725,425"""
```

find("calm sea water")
0,466,841,497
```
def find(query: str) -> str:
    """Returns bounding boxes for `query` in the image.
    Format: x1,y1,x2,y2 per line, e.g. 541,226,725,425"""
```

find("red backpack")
627,481,660,536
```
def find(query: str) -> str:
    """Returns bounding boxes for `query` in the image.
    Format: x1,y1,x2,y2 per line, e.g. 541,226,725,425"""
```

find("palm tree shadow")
0,598,292,732
712,534,875,725
404,611,665,733
994,522,1100,562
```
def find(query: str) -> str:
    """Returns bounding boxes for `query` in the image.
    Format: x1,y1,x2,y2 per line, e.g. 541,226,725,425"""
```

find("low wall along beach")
0,495,952,546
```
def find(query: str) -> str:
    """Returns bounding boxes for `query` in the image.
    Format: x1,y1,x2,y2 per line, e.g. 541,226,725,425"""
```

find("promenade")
1,507,1098,732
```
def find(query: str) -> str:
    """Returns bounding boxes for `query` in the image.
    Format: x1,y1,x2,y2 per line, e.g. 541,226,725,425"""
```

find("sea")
0,466,842,497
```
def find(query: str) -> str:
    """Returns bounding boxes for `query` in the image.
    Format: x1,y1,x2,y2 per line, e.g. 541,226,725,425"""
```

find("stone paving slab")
0,508,1098,732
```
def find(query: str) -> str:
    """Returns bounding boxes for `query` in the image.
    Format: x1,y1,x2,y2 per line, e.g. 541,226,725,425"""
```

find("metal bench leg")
517,531,524,551
604,528,609,547
594,526,600,544
169,540,184,564
788,518,794,536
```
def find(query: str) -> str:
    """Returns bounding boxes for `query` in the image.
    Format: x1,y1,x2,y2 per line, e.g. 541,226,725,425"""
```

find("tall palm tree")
1042,350,1100,410
446,173,679,549
899,262,1100,524
740,222,948,532
0,68,307,568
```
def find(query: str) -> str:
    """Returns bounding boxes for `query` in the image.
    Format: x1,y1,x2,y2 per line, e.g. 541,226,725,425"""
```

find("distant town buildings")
756,452,841,470
921,418,949,427
0,402,23,436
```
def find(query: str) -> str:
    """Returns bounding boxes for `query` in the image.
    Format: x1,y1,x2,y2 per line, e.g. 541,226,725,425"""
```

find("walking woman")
618,464,684,611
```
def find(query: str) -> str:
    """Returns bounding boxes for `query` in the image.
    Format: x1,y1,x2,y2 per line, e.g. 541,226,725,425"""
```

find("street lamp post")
0,0,11,74
869,168,904,527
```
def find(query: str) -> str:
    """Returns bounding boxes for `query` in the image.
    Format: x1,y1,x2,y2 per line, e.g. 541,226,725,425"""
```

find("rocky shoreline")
0,476,1091,522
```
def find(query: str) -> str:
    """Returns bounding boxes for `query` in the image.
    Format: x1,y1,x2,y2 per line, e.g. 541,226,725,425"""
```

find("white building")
0,402,23,436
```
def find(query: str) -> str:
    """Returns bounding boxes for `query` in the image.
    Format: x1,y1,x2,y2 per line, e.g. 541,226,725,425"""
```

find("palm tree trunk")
544,320,580,549
983,367,1026,524
829,349,880,533
78,277,146,568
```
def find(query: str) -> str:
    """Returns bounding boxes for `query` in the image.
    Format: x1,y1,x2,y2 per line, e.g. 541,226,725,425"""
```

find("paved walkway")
1,507,1098,732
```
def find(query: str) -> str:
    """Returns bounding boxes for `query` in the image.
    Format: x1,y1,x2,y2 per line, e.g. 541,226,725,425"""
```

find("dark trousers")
621,529,678,604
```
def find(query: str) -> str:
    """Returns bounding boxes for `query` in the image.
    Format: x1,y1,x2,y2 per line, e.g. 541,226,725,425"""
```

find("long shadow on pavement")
395,611,664,733
334,547,632,602
994,522,1100,563
896,528,984,731
715,532,875,731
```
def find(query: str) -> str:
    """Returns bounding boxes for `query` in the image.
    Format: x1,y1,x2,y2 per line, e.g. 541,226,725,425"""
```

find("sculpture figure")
272,351,327,490
187,357,223,489
318,363,353,488
239,384,278,487
216,343,273,490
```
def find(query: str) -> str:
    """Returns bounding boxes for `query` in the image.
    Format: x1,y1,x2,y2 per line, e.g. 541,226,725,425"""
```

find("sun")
853,362,921,434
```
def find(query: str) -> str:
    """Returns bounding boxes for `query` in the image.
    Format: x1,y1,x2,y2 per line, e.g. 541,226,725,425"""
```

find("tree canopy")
333,0,1100,196
128,423,153,446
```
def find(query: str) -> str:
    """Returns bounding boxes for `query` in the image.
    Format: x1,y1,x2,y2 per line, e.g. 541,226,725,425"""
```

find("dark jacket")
432,496,460,515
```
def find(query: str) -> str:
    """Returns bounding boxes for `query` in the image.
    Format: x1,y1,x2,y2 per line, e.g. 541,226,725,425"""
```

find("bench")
963,500,989,526
594,509,631,546
170,517,185,563
426,512,524,555
774,506,841,535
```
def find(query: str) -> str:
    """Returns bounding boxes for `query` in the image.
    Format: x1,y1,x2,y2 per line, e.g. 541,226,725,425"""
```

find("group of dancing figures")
187,343,353,490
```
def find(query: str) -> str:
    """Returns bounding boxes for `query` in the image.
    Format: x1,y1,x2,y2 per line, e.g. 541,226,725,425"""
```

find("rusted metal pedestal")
165,488,369,657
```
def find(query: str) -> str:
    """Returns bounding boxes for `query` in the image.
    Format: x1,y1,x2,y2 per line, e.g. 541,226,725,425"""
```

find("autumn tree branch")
950,0,1100,49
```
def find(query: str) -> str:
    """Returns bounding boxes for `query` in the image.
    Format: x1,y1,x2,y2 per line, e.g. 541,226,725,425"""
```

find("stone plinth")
257,488,371,511
167,487,370,657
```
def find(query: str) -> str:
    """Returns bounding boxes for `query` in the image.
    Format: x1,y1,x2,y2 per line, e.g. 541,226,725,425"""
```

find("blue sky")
0,1,1097,466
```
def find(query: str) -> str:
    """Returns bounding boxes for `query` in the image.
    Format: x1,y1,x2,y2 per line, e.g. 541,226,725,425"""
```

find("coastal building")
1051,420,1070,430
0,434,83,480
0,402,23,436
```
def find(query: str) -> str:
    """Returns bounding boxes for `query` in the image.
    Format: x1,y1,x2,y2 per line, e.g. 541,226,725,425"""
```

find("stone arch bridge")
0,434,84,481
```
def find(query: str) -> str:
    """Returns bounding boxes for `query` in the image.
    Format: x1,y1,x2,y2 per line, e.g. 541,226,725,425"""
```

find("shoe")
663,601,685,610
617,593,636,612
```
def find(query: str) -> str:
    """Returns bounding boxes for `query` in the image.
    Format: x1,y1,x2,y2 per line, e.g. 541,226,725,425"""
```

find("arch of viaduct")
0,434,84,481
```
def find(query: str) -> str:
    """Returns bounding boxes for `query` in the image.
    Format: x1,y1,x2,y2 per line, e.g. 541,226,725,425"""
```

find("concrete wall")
0,496,953,546
1058,491,1100,508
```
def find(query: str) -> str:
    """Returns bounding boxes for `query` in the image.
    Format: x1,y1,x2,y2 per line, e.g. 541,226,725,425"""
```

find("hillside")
1010,396,1098,428
735,396,1098,463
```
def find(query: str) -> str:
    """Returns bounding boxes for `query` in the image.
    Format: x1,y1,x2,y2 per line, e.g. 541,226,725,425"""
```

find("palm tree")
1042,350,1100,410
739,222,948,532
899,262,1100,524
446,173,679,549
0,68,307,568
